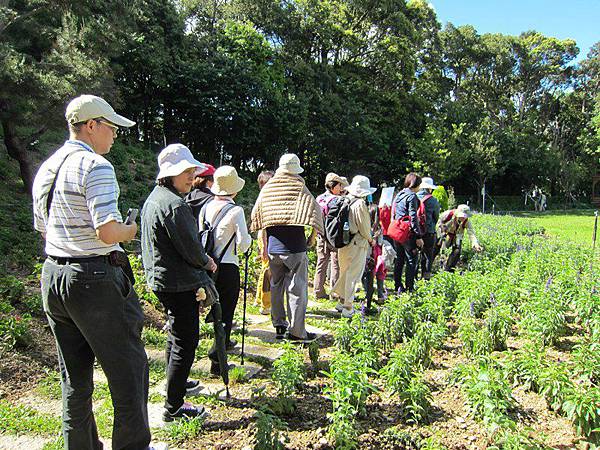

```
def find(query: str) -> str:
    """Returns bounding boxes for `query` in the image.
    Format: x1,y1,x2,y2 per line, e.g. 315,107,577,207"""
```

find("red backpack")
417,194,432,231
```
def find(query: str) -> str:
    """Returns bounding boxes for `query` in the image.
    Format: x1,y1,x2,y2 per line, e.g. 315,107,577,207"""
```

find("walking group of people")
32,95,483,450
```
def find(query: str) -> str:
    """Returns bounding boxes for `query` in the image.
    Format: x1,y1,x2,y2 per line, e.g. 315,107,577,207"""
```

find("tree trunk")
2,117,34,195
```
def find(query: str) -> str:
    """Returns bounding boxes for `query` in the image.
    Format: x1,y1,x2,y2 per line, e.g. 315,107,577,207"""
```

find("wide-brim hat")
277,153,304,174
156,144,204,180
456,204,472,218
346,175,376,198
211,166,246,195
65,95,135,127
325,172,345,186
419,177,438,190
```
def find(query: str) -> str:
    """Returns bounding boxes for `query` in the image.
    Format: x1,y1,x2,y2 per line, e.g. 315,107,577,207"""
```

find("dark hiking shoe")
286,331,317,343
163,402,208,422
226,339,238,351
185,379,202,396
275,326,287,339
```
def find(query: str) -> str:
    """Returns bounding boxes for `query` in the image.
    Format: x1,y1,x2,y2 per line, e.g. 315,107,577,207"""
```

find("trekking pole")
241,242,252,366
591,211,598,291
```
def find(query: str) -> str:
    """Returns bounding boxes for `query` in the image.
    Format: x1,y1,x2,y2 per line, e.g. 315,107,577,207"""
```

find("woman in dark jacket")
392,173,424,292
141,144,217,422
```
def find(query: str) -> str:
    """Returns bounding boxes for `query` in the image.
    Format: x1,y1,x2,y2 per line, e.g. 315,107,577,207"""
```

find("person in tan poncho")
331,175,376,318
251,154,324,341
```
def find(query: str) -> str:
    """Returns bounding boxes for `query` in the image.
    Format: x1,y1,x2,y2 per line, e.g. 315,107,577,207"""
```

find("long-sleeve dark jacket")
141,185,212,292
393,188,424,238
416,189,440,234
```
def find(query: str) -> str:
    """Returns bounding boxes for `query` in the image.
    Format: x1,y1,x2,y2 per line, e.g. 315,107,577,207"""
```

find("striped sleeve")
85,161,122,229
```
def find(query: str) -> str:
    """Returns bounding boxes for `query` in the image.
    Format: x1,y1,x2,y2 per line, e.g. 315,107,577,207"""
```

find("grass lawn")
511,209,599,245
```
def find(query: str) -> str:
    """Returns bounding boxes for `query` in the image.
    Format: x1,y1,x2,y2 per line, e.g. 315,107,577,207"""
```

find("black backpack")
199,202,238,277
324,196,359,248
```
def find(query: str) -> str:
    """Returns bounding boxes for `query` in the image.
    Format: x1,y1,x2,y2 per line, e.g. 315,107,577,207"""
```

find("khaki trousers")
331,239,368,309
313,234,340,298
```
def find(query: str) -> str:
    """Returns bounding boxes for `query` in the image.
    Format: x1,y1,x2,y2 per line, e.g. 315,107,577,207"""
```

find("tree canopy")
1,0,598,203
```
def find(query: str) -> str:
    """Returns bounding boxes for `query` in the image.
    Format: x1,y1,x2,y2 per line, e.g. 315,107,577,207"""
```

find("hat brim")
277,166,304,175
157,159,204,180
455,211,470,218
419,183,437,190
347,186,377,197
103,111,136,128
211,177,246,196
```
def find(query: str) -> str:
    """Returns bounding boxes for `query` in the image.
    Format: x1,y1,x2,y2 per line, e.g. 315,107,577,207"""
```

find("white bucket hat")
346,175,377,198
156,144,204,180
211,166,246,196
456,204,472,218
419,177,438,190
65,95,135,127
277,153,304,174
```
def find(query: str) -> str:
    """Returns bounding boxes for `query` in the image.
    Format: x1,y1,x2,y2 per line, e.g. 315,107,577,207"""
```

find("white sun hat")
156,144,205,180
65,95,135,127
455,204,472,218
419,177,438,190
346,175,377,198
277,153,304,174
211,166,246,196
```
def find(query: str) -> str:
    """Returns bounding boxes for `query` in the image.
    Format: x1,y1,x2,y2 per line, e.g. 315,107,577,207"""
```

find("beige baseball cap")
65,95,135,127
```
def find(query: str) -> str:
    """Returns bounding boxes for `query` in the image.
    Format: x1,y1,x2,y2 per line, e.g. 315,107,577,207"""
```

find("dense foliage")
0,0,598,203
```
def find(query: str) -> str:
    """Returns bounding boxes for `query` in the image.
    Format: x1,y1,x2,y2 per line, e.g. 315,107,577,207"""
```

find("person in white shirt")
199,166,251,372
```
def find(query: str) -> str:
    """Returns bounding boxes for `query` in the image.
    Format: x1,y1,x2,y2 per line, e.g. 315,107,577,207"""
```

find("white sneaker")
149,443,169,450
341,308,356,318
334,303,344,312
259,307,271,315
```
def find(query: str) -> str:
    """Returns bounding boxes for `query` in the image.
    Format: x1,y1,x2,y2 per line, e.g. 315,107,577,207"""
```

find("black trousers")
420,233,436,277
42,257,150,450
361,268,384,309
156,290,199,413
208,263,240,365
393,240,405,292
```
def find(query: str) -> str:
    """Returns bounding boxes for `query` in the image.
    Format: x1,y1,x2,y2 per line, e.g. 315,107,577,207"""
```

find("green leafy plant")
451,359,516,432
272,341,304,398
562,388,600,443
398,375,433,425
0,312,31,351
254,410,289,450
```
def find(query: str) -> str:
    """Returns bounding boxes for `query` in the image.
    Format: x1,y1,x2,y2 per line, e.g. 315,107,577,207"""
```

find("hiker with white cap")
32,95,159,448
434,204,483,271
416,177,441,280
314,172,349,299
331,175,376,318
141,143,217,423
251,153,324,341
200,166,251,374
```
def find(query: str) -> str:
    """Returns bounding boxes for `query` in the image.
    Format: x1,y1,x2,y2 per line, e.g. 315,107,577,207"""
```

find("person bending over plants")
434,204,482,271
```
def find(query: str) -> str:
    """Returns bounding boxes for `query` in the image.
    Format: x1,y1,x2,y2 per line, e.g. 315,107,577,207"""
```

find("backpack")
417,194,433,231
324,196,358,248
316,192,336,216
388,193,412,244
199,202,238,276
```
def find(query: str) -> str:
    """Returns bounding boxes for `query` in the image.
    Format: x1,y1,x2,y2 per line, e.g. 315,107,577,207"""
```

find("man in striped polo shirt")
32,95,153,450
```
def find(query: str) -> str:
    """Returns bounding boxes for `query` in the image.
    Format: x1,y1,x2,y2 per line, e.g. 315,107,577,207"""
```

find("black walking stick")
241,242,252,366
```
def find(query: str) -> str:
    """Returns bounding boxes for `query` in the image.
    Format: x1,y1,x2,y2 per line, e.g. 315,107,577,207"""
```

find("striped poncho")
250,170,324,235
